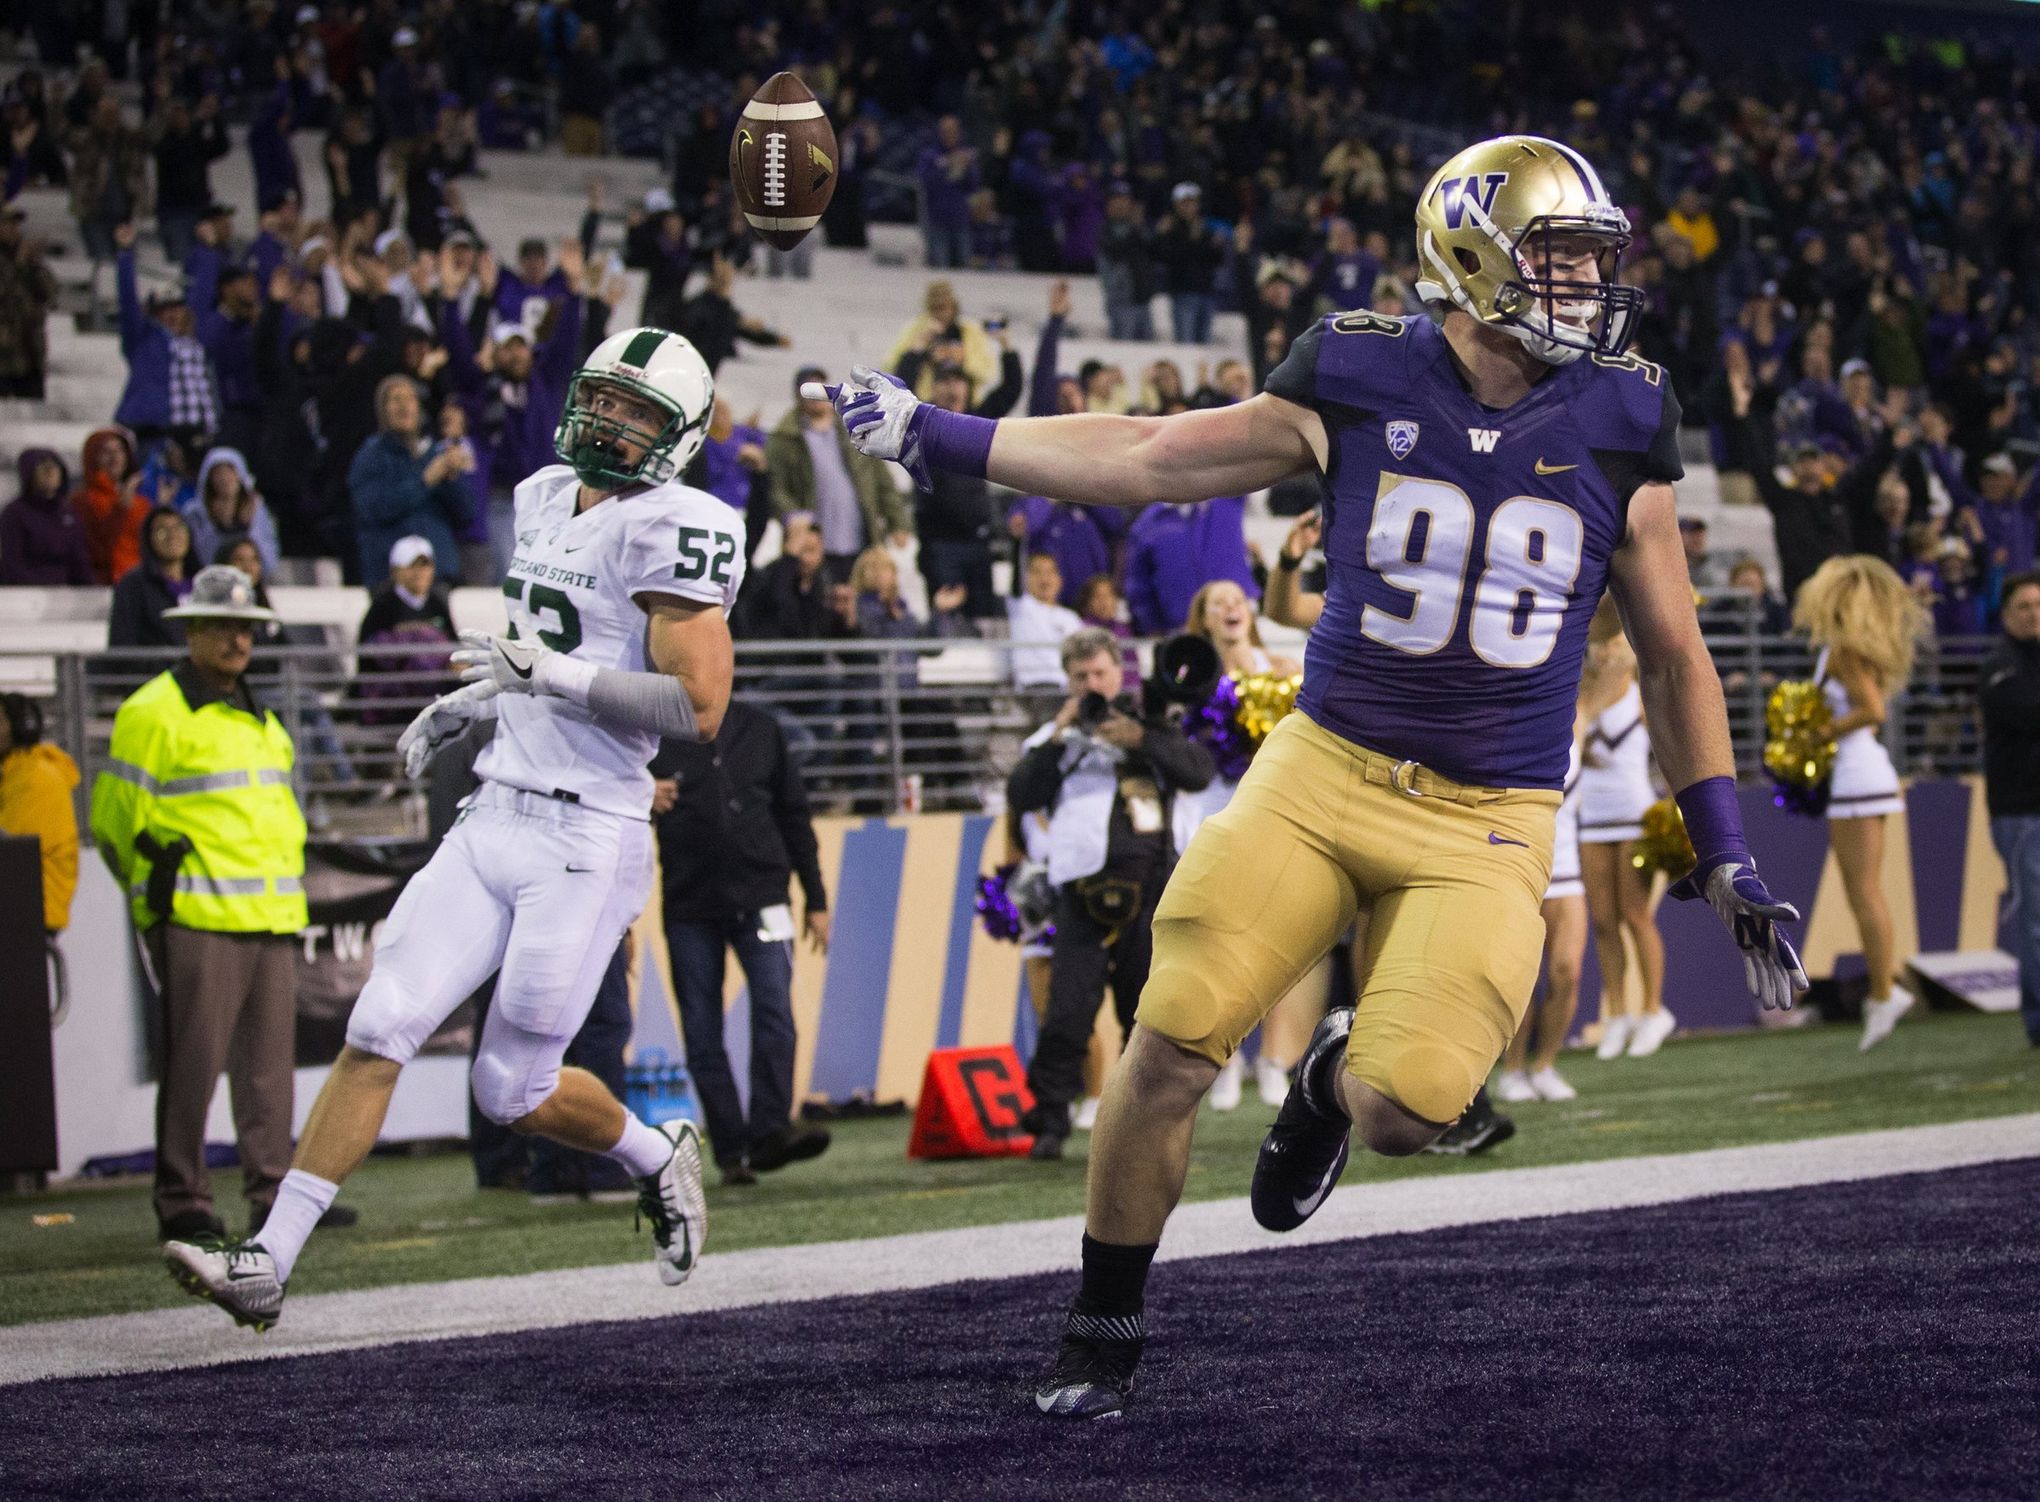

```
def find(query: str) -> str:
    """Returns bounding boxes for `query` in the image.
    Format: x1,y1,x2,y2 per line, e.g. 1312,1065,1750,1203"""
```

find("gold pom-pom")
1231,671,1303,744
1631,796,1696,878
1763,679,1836,796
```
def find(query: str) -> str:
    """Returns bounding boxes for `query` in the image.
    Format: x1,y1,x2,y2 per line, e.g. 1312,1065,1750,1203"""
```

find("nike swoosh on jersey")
1291,1151,1345,1219
1488,832,1530,847
1533,459,1579,475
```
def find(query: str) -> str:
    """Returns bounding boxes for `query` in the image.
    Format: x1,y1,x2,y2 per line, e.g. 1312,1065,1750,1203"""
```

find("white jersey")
474,464,745,818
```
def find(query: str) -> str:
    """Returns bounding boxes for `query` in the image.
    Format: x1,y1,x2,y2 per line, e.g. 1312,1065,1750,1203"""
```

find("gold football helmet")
1412,134,1641,366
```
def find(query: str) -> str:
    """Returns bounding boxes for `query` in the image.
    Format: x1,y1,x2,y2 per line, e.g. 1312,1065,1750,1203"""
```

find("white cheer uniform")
1578,682,1654,845
1817,647,1904,820
1545,743,1584,901
346,466,744,1122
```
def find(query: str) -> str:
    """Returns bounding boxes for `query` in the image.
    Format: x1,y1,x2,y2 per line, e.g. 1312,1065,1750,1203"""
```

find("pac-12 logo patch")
1386,420,1420,460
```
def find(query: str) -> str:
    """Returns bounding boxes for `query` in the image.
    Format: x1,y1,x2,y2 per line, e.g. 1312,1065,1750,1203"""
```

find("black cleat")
1035,1305,1145,1419
1422,1087,1516,1157
1250,1007,1355,1231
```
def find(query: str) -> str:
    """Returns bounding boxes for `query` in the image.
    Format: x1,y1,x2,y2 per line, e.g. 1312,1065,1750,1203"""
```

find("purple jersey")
1265,313,1682,789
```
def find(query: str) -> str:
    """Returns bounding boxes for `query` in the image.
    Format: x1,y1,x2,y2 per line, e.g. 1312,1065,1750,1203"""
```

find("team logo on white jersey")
1386,420,1420,459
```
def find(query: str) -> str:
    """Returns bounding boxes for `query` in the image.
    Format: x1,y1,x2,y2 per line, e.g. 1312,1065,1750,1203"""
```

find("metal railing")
35,613,2001,830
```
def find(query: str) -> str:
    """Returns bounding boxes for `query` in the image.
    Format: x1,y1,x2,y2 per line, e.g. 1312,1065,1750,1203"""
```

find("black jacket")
1725,401,1867,599
1007,707,1214,880
650,703,827,923
1980,637,2040,817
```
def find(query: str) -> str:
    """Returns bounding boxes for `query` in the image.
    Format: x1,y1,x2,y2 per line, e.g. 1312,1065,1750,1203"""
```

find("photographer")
1007,628,1214,1161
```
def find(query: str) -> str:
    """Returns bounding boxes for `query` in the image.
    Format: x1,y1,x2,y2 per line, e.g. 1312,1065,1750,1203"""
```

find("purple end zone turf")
3,1160,2036,1501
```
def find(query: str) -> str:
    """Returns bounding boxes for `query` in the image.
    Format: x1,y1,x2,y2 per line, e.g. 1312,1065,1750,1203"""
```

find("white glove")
451,629,551,696
799,365,924,470
396,679,501,779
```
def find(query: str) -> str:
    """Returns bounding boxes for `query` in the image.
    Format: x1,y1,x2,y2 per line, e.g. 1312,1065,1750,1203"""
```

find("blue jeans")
1170,292,1215,345
667,913,798,1167
1991,816,2040,1043
922,221,970,269
1107,300,1155,341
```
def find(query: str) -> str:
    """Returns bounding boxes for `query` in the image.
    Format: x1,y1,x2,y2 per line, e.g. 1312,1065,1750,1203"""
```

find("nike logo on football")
1534,459,1578,475
1488,832,1530,847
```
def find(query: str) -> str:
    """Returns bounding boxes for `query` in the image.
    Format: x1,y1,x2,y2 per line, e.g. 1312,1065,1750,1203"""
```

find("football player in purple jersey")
812,133,1808,1419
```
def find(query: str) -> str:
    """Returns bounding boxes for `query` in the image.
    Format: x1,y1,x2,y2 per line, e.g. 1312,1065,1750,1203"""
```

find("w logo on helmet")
1439,172,1509,230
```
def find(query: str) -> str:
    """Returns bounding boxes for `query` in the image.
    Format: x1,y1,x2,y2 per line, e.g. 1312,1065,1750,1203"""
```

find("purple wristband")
1675,775,1750,869
917,404,997,479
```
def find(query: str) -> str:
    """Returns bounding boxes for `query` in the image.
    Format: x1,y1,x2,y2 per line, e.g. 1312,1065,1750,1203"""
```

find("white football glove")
799,366,930,480
451,629,551,695
396,679,501,779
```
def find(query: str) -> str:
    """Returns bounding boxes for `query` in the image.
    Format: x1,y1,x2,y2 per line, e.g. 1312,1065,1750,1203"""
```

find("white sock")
606,1113,674,1178
257,1169,338,1283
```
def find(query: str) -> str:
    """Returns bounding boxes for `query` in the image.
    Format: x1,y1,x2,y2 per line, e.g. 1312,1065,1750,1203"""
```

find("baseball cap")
146,283,189,312
490,321,532,347
1107,180,1133,197
388,535,435,569
1983,453,2018,476
643,187,676,214
442,227,478,250
373,228,409,256
1171,182,1202,203
295,5,319,23
162,564,279,622
1839,357,1871,379
392,25,418,46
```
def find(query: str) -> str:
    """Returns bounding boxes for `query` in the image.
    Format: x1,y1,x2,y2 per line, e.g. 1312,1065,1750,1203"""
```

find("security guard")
90,565,328,1242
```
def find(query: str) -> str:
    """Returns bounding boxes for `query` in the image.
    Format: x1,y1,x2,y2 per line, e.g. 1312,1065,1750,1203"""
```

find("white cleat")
1493,1069,1539,1104
1860,988,1915,1052
1255,1057,1291,1109
1529,1066,1578,1102
1595,1014,1633,1060
164,1237,284,1331
1626,1008,1677,1058
1073,1095,1101,1132
1207,1053,1244,1112
635,1120,708,1286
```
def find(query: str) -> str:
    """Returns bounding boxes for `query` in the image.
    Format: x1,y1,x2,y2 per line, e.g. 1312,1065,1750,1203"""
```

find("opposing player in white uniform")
166,328,742,1330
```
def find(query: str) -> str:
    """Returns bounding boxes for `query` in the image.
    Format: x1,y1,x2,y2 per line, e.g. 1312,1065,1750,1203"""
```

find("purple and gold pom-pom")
974,864,1026,943
1187,670,1303,781
1630,797,1696,878
1763,679,1835,818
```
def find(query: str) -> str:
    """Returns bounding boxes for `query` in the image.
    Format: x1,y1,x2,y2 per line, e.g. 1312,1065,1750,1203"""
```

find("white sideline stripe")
5,1114,2035,1387
741,99,824,122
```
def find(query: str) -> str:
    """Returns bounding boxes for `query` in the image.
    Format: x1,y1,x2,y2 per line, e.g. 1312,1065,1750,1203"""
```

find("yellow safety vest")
89,667,309,933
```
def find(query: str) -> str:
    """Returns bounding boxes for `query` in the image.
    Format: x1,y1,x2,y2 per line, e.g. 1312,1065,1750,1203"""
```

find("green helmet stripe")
619,328,667,369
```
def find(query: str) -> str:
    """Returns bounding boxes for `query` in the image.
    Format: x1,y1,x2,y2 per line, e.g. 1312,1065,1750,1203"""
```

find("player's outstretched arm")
806,368,1322,508
1609,483,1808,1010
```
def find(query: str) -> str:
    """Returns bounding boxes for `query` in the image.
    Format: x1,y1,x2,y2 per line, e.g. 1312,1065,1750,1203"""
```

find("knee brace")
1131,948,1230,1065
1357,1037,1482,1132
469,1044,564,1127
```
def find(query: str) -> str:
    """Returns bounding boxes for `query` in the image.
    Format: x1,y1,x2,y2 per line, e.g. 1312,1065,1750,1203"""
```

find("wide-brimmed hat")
162,564,279,622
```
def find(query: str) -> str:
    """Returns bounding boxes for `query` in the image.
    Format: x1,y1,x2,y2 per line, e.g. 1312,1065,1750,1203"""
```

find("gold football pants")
1137,711,1558,1125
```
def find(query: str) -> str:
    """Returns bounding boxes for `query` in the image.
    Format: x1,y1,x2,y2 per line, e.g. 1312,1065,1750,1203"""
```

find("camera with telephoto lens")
1142,633,1222,717
1075,690,1134,732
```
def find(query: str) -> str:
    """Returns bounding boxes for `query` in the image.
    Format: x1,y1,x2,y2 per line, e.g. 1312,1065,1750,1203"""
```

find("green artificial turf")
0,1011,2033,1328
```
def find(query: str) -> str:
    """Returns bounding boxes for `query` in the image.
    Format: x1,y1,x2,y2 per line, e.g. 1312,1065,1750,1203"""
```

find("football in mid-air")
729,72,837,250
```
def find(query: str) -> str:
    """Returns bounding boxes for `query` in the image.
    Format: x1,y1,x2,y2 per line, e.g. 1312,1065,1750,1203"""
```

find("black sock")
1302,1033,1353,1121
1075,1233,1158,1317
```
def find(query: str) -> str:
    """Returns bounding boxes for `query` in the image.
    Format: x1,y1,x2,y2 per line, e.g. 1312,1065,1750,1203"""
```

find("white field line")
4,1113,2035,1388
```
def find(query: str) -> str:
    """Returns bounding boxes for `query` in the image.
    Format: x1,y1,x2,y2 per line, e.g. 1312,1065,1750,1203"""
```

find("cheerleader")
1794,556,1928,1050
1578,602,1673,1059
1496,737,1586,1102
1177,579,1309,1110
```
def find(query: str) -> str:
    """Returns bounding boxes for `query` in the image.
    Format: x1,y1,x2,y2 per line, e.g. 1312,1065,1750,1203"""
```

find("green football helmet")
554,326,715,490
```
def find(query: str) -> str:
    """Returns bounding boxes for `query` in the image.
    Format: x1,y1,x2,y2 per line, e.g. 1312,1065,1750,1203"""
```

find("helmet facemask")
554,372,706,491
1420,194,1644,366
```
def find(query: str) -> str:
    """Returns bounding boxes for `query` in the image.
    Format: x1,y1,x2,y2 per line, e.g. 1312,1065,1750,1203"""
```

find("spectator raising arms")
0,449,91,586
348,375,477,586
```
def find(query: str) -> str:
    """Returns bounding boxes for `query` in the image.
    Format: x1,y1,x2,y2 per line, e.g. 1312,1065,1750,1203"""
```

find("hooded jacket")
182,447,281,576
107,506,194,650
0,448,92,585
0,741,81,931
69,425,148,584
